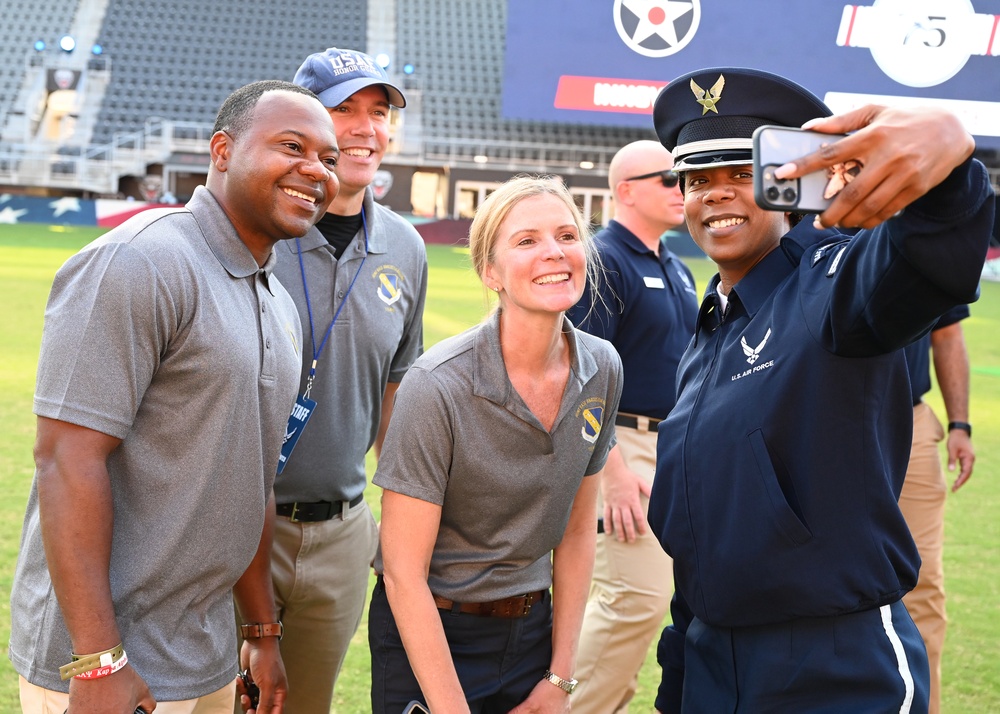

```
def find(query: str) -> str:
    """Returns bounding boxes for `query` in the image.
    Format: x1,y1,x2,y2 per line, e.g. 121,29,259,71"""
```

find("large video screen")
502,0,1000,149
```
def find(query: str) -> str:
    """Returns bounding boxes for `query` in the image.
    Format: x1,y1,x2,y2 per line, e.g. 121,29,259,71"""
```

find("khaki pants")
239,499,378,714
899,401,948,714
19,675,235,713
571,421,673,714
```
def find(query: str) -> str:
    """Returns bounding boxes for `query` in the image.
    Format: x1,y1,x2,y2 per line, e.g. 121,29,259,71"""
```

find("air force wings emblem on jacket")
741,328,771,365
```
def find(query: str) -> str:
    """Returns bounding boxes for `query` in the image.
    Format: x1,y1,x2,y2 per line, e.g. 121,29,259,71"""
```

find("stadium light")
403,63,415,75
374,53,391,69
91,44,104,56
473,155,489,164
34,40,46,52
58,35,76,53
579,161,595,169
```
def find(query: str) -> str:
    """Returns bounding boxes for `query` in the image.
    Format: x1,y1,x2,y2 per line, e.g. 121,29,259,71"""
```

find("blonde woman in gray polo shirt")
370,176,624,713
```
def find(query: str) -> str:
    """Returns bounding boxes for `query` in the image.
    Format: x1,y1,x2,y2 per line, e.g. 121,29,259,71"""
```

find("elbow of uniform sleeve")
654,623,686,714
890,157,995,303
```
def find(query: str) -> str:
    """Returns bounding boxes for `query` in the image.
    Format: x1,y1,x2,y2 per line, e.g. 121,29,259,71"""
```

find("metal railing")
0,117,213,194
4,117,997,194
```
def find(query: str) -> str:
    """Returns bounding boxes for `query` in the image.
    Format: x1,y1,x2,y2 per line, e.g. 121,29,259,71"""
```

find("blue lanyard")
295,208,369,398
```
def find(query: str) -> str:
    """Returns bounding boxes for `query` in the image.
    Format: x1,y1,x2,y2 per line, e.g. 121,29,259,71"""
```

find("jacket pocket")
748,429,812,545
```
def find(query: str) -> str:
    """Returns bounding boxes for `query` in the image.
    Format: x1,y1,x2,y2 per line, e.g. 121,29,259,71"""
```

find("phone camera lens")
766,186,780,201
782,188,797,202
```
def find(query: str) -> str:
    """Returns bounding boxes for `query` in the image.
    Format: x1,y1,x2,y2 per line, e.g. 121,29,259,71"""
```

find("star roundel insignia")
613,0,701,58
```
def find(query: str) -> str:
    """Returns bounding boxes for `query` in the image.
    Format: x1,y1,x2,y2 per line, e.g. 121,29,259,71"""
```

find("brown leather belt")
374,574,545,618
432,590,546,618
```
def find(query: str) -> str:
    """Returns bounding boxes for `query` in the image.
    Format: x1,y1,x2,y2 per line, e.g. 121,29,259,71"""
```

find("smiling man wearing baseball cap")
253,47,428,714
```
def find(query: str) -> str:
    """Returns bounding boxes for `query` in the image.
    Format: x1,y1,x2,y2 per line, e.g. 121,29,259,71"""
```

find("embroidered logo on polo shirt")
576,397,606,444
372,264,406,307
675,268,697,295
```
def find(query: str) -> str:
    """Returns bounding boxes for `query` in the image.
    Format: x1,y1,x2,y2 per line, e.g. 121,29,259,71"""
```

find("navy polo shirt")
903,304,969,404
567,220,699,420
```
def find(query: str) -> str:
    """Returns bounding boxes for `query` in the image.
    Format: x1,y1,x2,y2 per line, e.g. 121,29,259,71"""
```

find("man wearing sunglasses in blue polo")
566,140,698,714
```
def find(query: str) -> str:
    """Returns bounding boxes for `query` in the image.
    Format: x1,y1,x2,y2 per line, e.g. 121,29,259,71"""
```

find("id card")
277,394,317,474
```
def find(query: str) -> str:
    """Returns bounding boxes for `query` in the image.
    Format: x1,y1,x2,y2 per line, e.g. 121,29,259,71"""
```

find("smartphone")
752,125,852,214
403,702,431,713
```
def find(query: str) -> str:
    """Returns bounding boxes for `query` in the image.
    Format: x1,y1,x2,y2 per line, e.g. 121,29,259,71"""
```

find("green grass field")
1,223,997,713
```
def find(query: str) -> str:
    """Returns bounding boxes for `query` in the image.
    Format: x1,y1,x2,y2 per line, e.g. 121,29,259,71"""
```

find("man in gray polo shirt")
8,80,338,714
262,48,427,713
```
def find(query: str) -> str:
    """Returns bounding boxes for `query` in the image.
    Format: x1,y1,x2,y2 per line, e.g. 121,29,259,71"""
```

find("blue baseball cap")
653,67,830,171
293,48,406,109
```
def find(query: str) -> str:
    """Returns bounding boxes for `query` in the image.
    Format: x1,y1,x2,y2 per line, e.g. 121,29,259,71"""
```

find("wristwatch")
543,669,578,694
948,421,972,437
239,622,283,640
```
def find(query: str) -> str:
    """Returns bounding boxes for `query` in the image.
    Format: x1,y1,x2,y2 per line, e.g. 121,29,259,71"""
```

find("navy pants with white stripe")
681,599,929,713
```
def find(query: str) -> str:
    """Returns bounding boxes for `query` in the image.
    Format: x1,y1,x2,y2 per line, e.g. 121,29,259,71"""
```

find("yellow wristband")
59,643,125,681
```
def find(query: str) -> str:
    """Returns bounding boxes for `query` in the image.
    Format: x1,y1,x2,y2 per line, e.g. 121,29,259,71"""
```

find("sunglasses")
624,169,679,188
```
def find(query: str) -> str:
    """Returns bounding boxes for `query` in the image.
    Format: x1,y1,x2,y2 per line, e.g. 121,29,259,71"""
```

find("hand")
506,678,570,713
601,461,652,543
236,669,260,713
66,664,155,713
946,430,975,492
239,638,287,714
774,104,975,229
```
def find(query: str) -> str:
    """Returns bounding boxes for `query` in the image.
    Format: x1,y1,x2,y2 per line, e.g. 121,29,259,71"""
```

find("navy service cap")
294,47,406,109
653,67,830,171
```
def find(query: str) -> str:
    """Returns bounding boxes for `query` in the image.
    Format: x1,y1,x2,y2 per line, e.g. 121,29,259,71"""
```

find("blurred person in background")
900,307,975,714
567,139,697,714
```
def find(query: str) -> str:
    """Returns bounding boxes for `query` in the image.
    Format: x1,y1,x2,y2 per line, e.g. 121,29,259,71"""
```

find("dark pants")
682,599,929,713
369,578,553,714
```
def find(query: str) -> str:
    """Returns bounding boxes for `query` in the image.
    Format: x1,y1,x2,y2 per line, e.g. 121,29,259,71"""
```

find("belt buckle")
289,502,302,523
516,593,533,617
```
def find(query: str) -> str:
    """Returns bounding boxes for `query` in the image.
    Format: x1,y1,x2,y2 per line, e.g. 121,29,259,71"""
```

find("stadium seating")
2,0,996,200
0,0,78,137
90,0,366,144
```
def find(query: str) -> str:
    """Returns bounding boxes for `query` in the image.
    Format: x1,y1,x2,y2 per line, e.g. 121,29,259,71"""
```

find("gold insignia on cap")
690,75,725,115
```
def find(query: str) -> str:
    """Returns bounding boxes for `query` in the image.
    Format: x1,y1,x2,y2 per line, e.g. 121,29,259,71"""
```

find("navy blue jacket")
567,221,699,419
649,158,995,712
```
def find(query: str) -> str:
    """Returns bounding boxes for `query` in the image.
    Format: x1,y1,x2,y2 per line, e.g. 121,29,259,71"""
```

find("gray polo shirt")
271,187,427,503
374,311,623,601
8,186,302,700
